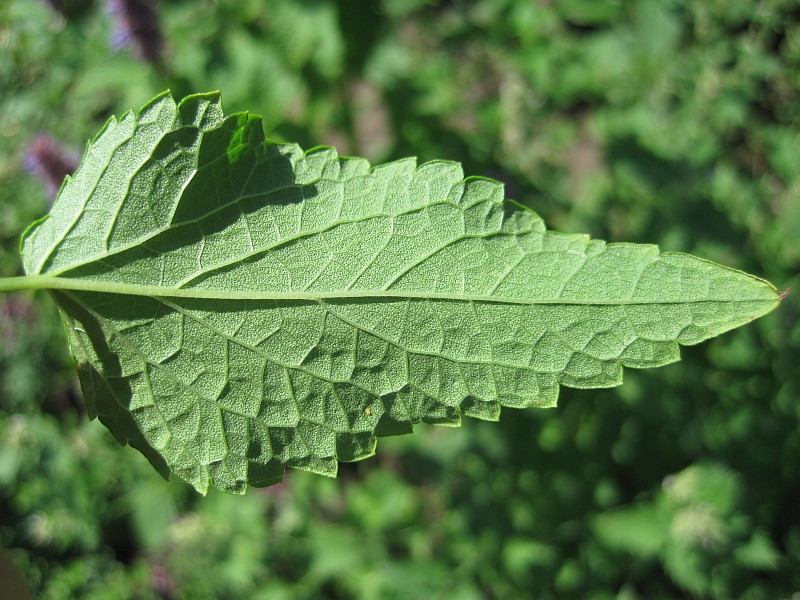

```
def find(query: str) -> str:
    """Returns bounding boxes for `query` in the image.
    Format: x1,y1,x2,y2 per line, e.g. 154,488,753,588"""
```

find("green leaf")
2,91,779,494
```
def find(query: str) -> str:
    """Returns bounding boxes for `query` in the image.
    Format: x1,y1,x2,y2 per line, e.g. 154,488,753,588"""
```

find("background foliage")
1,0,799,598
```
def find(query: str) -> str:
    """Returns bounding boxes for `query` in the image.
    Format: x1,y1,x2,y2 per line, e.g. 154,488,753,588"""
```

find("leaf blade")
18,92,779,493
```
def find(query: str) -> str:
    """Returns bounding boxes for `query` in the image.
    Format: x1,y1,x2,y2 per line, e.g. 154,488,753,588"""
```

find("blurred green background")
1,0,800,598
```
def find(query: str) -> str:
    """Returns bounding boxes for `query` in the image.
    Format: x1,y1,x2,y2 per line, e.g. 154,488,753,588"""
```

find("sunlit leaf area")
1,1,799,598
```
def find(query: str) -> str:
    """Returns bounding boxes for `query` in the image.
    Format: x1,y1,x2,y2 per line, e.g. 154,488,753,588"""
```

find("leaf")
3,91,779,494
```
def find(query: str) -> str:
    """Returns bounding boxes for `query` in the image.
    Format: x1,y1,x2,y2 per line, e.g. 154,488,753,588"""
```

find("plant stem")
0,276,45,293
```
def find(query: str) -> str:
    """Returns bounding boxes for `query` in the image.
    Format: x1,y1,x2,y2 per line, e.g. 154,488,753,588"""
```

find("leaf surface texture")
19,92,779,493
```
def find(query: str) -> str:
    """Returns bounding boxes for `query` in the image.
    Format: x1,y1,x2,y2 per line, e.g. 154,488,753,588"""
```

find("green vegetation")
5,89,780,495
1,0,799,598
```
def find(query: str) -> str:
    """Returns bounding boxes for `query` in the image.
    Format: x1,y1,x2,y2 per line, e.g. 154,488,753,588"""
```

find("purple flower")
107,0,165,64
23,134,80,200
1,297,36,354
150,561,176,598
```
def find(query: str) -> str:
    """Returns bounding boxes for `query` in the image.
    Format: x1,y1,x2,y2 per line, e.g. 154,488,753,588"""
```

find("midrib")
0,275,776,306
